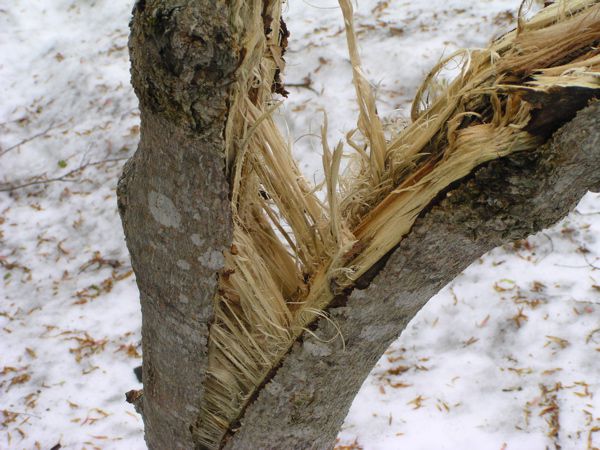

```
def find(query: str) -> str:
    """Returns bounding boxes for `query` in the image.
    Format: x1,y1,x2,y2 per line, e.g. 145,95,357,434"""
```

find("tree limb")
225,101,600,449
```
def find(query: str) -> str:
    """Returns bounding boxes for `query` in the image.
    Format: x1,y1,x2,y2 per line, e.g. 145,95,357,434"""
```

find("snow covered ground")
1,0,599,449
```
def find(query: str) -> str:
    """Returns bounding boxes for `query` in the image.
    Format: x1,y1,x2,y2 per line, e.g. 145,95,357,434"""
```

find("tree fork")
118,0,600,448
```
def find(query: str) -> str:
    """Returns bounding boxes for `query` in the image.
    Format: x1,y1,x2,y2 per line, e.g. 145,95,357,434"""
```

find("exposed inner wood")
197,2,600,448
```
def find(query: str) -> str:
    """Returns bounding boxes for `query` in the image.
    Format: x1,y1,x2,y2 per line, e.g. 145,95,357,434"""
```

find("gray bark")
118,1,238,448
224,101,600,450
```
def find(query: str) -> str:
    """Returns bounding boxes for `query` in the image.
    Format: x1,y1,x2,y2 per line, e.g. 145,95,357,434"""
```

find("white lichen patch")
303,340,333,357
148,191,181,229
191,233,205,247
177,259,191,270
198,250,225,270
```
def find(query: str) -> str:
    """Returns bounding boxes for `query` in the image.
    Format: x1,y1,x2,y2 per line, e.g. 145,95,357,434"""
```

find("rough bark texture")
224,101,600,450
117,1,238,448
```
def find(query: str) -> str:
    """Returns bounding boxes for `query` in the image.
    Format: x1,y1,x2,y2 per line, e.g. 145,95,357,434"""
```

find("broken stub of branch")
195,1,600,447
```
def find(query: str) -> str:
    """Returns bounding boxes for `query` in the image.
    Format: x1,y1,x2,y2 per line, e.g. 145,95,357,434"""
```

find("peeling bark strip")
225,101,600,450
118,1,239,448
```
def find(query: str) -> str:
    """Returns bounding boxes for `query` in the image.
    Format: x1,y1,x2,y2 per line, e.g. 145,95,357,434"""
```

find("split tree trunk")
118,1,600,448
223,102,600,449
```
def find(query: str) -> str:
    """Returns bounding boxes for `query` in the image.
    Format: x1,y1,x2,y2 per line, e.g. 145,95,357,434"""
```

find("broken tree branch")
224,101,600,449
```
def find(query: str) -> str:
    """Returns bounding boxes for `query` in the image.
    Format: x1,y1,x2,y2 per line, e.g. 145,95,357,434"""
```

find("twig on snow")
0,157,128,192
0,122,65,158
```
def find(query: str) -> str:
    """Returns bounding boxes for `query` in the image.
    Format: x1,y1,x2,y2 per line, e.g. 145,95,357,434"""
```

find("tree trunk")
118,1,238,448
118,1,600,448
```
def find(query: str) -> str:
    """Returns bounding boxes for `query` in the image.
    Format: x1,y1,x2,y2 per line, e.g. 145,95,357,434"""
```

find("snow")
0,1,143,448
1,0,599,449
